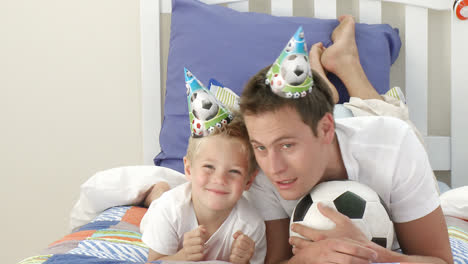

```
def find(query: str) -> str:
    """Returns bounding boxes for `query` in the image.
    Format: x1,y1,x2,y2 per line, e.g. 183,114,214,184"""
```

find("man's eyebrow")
250,136,295,146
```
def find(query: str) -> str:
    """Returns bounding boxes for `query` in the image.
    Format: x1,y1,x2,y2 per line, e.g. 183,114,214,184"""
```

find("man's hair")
240,65,335,135
185,114,258,177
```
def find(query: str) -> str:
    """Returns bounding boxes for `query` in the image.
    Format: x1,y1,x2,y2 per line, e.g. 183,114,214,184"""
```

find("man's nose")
268,150,287,176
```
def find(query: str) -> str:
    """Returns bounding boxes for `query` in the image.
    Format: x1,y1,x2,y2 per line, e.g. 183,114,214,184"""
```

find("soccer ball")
281,54,310,86
290,180,394,249
190,90,219,121
191,118,205,137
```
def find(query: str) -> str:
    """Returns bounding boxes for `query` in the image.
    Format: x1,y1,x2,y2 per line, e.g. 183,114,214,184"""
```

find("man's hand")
288,202,377,263
180,225,208,261
289,237,377,264
292,202,369,243
229,231,255,264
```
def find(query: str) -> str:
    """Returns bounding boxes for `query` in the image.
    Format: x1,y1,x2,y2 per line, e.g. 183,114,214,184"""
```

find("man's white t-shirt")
245,116,440,224
141,182,266,264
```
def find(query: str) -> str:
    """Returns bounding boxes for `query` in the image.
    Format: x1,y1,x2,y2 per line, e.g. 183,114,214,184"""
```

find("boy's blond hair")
240,65,335,136
185,114,258,177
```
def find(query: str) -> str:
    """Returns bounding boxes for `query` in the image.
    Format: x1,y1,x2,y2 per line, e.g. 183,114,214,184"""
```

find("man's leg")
309,42,340,104
321,15,382,101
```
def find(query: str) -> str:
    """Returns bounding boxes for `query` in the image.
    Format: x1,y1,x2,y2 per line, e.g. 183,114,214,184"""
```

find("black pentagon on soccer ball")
190,92,197,102
333,191,366,219
371,237,387,248
201,99,213,110
293,195,313,222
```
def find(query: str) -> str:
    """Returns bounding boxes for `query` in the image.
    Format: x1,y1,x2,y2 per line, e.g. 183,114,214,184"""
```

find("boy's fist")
229,231,255,264
182,225,208,261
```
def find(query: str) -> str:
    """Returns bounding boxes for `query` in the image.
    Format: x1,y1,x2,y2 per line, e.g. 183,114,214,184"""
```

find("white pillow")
440,186,468,220
69,166,187,231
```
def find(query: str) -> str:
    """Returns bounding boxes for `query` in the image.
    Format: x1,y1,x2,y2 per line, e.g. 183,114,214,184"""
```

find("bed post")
141,0,163,165
450,1,468,187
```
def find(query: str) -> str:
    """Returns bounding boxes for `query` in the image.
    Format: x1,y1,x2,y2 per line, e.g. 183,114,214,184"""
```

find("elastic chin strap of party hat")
265,26,314,99
185,68,234,138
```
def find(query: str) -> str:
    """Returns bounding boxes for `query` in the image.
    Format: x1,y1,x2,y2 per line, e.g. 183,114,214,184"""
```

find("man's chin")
277,189,305,201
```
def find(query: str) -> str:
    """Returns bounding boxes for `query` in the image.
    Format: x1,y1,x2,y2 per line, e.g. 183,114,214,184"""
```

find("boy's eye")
203,164,214,170
229,169,241,175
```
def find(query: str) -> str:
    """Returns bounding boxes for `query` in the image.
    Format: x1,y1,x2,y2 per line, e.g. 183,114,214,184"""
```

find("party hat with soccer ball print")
185,68,233,137
266,26,314,99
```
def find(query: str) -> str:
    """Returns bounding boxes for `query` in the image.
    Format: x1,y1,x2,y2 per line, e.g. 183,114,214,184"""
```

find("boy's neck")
192,198,234,237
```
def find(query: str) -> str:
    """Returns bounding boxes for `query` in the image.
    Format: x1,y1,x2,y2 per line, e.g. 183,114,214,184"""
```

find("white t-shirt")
245,116,440,224
141,182,266,264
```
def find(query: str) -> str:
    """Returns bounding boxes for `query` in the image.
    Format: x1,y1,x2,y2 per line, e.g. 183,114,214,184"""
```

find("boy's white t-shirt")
245,116,440,224
141,182,266,264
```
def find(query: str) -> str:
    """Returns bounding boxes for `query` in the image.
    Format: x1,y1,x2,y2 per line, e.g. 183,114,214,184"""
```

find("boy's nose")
212,171,228,184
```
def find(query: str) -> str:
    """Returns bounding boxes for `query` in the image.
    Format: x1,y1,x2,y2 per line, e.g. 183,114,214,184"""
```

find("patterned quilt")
18,206,468,264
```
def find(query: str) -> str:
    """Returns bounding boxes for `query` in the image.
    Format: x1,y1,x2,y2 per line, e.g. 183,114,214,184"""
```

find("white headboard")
142,0,468,188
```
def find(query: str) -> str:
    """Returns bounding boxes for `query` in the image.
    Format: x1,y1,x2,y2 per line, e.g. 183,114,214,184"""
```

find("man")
240,15,452,264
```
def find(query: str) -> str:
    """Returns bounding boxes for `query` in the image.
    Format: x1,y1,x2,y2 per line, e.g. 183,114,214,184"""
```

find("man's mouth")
276,178,297,189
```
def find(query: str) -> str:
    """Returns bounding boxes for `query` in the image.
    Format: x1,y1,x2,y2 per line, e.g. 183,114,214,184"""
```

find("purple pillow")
155,0,401,172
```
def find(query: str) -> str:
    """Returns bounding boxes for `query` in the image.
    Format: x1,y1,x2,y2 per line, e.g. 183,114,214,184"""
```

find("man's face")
244,106,330,200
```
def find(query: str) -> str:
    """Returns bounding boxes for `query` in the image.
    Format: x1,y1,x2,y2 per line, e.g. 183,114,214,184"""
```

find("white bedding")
70,165,468,231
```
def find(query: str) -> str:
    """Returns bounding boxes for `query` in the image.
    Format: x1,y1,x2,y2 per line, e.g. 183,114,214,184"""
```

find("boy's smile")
184,135,253,216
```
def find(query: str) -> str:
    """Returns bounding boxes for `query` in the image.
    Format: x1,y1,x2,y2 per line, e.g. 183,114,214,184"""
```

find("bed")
18,0,468,263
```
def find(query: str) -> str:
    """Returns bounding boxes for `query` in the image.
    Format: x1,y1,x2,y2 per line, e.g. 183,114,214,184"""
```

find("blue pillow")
155,0,401,172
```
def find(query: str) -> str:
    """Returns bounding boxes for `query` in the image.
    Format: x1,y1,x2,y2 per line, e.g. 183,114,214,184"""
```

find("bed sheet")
19,204,468,264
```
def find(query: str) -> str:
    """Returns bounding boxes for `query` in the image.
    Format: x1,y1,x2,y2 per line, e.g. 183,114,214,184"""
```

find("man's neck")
323,134,348,182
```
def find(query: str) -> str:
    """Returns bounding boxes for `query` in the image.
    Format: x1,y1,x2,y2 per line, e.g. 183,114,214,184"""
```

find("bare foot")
309,42,339,103
321,15,360,76
321,15,382,100
143,182,170,208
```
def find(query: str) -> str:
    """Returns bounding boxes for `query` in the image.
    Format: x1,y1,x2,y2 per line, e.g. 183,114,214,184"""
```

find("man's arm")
290,205,453,264
373,206,452,264
264,218,292,264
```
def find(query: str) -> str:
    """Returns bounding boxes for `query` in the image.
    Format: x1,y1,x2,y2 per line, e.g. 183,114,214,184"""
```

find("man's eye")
255,146,266,151
282,144,292,149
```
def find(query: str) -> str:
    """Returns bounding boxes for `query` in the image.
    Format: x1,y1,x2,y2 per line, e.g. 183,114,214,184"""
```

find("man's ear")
318,112,335,144
244,169,259,191
183,156,192,181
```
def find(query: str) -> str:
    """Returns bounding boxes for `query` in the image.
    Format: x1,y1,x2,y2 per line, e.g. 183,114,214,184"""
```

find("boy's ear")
318,112,335,144
183,156,192,181
244,169,259,191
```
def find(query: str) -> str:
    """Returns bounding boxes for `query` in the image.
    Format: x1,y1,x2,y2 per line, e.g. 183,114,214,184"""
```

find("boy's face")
244,106,334,200
184,135,254,213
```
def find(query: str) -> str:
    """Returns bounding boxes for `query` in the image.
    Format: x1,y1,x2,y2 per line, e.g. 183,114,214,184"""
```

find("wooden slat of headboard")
405,5,429,136
451,11,468,187
271,0,293,16
359,0,382,24
141,0,162,164
314,0,337,19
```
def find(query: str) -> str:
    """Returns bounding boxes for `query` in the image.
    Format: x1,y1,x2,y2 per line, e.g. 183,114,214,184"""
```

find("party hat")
266,26,314,99
185,68,233,137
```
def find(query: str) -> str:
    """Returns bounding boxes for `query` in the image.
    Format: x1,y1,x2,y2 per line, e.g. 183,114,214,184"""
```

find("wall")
0,0,142,263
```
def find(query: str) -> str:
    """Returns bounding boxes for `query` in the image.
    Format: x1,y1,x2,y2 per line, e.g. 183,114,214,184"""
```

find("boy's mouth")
206,188,229,195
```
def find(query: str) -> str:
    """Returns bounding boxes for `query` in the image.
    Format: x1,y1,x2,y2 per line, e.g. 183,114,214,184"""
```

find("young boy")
240,17,452,264
140,69,266,264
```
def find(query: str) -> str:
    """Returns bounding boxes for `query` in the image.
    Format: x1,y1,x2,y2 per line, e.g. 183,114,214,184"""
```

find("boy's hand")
181,225,208,261
229,231,255,264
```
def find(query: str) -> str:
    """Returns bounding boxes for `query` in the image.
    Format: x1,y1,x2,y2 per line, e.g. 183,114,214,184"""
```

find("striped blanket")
18,206,468,264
